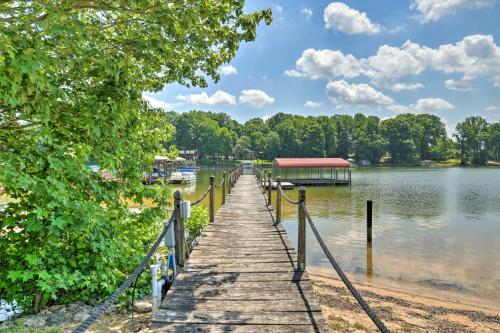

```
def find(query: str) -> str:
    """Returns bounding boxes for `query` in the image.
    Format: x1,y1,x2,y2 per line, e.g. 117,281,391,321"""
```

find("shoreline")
308,266,500,332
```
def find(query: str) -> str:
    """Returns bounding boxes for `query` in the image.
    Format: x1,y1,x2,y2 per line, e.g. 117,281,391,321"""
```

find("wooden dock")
151,175,328,332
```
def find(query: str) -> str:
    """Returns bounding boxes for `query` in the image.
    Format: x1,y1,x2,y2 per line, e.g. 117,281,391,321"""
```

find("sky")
145,0,500,133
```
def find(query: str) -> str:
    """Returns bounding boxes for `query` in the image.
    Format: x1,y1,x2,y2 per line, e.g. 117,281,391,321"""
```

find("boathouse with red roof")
272,158,352,186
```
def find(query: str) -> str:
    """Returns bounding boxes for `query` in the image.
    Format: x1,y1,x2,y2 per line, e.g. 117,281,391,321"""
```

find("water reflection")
132,167,500,301
366,242,373,282
278,167,500,302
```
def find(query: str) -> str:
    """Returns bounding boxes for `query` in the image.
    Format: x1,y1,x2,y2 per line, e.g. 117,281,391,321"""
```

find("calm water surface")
274,167,500,301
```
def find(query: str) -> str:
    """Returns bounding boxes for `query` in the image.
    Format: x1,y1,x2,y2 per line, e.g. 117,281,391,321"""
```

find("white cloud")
326,80,394,107
290,48,366,80
143,95,181,109
273,4,283,13
287,35,500,88
366,42,430,86
324,80,454,115
485,105,500,113
304,100,323,108
219,65,237,76
239,89,275,108
411,0,500,22
177,90,236,105
301,7,313,19
411,98,455,113
444,79,474,91
284,69,305,78
324,2,381,35
389,83,425,92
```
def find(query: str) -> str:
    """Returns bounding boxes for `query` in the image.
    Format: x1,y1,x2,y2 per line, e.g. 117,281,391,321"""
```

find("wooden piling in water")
367,200,373,242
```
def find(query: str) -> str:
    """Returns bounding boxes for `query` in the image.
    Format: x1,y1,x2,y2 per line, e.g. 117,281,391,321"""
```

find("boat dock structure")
72,166,388,333
150,174,328,332
270,158,352,186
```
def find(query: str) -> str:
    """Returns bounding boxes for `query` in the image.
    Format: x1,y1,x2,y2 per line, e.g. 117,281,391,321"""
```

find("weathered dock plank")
151,175,327,332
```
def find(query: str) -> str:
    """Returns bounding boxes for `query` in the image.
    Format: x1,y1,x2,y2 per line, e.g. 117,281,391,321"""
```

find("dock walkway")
151,175,328,332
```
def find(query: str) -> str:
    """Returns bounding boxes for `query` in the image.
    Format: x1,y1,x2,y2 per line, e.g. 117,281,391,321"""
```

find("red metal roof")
273,158,351,168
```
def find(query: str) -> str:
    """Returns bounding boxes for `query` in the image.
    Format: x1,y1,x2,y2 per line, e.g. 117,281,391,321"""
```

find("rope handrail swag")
299,202,389,333
214,178,225,188
191,185,212,206
71,213,176,333
277,185,300,205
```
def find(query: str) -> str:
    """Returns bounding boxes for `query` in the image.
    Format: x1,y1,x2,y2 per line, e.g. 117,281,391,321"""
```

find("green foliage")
455,116,490,165
0,1,271,312
0,327,60,333
169,110,499,166
234,135,252,159
185,206,210,245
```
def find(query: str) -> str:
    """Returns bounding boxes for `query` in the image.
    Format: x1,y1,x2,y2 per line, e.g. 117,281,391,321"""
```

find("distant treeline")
165,111,500,165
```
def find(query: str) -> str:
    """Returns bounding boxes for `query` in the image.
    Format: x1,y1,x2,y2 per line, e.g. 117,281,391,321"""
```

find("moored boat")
169,171,196,184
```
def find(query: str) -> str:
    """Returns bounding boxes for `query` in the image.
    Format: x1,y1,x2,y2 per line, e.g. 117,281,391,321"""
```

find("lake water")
2,167,499,307
168,167,500,302
275,167,500,302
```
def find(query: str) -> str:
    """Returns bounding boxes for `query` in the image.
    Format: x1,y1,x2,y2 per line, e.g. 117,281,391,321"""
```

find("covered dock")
144,156,186,184
272,158,351,186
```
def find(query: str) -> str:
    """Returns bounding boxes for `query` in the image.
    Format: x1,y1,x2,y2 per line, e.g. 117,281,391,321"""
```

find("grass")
0,327,60,333
327,315,351,332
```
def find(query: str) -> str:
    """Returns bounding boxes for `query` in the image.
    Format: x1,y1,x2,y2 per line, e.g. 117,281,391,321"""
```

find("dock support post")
267,172,272,206
276,177,281,225
222,172,226,205
228,171,232,195
367,242,373,281
174,190,185,267
298,187,306,271
349,169,352,186
209,175,215,223
367,200,372,242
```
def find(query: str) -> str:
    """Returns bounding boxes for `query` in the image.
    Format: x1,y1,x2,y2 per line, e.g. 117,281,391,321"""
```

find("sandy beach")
309,267,500,332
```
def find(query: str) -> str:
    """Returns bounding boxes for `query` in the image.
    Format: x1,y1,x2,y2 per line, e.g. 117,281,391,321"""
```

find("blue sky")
145,0,500,132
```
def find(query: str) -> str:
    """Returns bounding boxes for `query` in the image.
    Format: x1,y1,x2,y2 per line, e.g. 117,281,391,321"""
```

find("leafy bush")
0,1,270,314
185,206,210,246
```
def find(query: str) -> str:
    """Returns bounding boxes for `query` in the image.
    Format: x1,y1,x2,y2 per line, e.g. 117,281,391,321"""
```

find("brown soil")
308,267,500,332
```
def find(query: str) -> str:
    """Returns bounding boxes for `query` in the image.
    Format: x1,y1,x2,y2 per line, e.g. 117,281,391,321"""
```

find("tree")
415,114,446,160
276,119,299,157
261,131,281,159
332,115,354,158
299,121,325,157
381,116,418,164
488,122,500,161
217,127,234,158
352,114,385,163
234,135,252,159
0,1,271,311
317,116,337,157
455,117,489,165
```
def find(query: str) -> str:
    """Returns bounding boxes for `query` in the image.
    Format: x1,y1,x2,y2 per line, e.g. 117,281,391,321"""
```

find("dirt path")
309,268,500,332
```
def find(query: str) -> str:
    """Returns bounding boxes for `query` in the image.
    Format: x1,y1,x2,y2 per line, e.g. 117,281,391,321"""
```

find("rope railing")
214,179,224,188
71,214,176,333
277,184,300,205
300,202,389,333
71,167,245,332
191,185,212,206
258,165,390,333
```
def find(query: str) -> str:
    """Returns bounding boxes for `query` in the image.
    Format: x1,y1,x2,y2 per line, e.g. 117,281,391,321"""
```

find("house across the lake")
272,158,351,186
